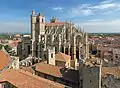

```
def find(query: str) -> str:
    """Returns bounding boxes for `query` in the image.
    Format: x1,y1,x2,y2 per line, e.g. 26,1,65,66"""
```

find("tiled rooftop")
0,69,65,88
35,63,79,83
35,63,62,77
0,50,11,70
45,22,65,26
55,52,71,62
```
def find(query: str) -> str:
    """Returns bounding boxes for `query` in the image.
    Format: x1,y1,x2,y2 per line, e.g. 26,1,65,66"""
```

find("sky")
0,0,120,33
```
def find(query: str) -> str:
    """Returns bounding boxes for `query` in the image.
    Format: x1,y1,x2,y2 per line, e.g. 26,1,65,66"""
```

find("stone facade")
30,10,89,67
102,74,120,88
82,66,101,88
17,39,31,60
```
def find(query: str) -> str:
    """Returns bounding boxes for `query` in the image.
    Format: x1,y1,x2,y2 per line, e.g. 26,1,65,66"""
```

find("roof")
55,52,71,62
0,50,11,70
101,67,120,78
21,67,35,74
35,63,79,83
45,22,65,26
35,63,62,77
0,69,65,88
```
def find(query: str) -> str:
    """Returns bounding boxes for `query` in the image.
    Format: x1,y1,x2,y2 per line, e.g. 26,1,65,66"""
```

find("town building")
0,69,65,88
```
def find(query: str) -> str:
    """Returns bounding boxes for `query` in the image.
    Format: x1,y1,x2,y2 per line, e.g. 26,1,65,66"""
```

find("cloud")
52,7,64,12
91,3,117,10
101,0,114,4
88,19,104,22
69,1,120,17
69,4,94,17
70,5,94,16
75,19,120,33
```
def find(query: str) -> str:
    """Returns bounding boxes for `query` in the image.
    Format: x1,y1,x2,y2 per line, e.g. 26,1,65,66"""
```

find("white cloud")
75,19,120,33
69,4,94,16
88,19,104,22
82,9,94,16
101,0,114,4
91,4,117,10
69,2,120,17
52,7,64,12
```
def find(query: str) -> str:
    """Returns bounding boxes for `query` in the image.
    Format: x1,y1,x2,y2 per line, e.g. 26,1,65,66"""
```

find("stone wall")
82,66,101,88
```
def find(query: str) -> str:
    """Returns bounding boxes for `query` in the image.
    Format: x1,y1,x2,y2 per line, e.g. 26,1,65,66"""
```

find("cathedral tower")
37,13,45,35
31,10,37,57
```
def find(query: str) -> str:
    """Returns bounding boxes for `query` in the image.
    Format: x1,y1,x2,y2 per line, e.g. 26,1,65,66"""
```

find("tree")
4,45,12,52
0,44,2,50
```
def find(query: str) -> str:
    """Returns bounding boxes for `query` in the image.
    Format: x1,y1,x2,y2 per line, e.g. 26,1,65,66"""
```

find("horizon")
0,0,120,33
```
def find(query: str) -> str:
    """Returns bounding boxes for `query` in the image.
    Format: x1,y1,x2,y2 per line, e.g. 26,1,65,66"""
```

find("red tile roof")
45,22,65,26
0,50,11,70
55,52,71,62
22,67,35,74
0,69,65,88
35,63,62,77
35,63,79,83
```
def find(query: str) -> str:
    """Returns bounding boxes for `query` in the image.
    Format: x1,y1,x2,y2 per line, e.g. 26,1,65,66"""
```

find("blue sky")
0,0,120,33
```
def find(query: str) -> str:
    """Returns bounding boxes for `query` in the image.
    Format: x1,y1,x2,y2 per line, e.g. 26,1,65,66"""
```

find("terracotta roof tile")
0,69,65,88
0,50,11,70
45,22,65,26
35,63,62,77
21,67,35,74
55,52,71,62
35,63,79,83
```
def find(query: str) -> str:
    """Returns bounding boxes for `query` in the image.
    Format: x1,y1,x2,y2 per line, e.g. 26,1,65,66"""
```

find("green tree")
4,45,12,52
0,44,3,50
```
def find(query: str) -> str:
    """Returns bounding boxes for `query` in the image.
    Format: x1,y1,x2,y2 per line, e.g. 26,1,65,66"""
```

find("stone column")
79,43,81,59
63,45,66,54
72,36,76,60
31,11,36,57
68,44,71,55
85,32,89,60
38,35,41,57
44,35,47,49
32,40,36,57
63,38,66,54
37,42,40,58
51,35,54,44
58,34,61,52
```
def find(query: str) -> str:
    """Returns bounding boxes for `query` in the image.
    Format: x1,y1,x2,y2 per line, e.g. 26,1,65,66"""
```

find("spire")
32,10,35,15
38,12,43,16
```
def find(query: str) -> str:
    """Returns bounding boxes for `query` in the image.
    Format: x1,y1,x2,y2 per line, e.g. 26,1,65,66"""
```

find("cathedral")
16,10,102,88
31,10,89,64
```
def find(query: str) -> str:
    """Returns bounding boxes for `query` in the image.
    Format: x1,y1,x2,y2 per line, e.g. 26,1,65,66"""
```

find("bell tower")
31,10,37,57
36,13,45,35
